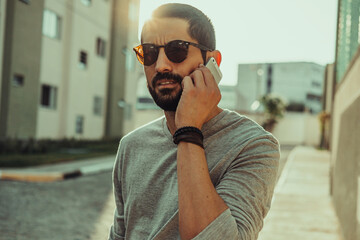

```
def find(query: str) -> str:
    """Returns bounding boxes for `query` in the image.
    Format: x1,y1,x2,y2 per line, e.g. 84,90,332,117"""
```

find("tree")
260,94,287,132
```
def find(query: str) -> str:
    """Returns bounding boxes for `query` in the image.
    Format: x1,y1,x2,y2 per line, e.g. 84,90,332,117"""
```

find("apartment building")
0,0,140,140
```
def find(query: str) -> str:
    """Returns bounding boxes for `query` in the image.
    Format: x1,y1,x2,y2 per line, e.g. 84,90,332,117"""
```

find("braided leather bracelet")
173,126,204,148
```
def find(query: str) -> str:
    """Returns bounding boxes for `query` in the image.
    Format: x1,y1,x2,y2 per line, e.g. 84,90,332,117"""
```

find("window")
42,9,61,39
41,84,57,109
81,0,91,6
138,98,155,104
12,74,24,87
79,51,88,69
306,93,322,102
136,97,158,110
93,96,103,116
19,0,30,4
311,81,321,88
75,116,84,134
96,38,106,58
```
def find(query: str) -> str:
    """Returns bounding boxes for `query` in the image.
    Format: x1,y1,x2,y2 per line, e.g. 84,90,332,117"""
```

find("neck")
164,107,223,135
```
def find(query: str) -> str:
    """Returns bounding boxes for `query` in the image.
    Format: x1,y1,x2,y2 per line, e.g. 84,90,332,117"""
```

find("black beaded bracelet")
173,126,203,139
173,126,204,148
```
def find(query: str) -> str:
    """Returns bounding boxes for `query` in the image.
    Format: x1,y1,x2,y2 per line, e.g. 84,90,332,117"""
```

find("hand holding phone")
175,59,222,129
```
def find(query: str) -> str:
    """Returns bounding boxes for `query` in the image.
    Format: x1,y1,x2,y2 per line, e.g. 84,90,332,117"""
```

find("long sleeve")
193,135,280,240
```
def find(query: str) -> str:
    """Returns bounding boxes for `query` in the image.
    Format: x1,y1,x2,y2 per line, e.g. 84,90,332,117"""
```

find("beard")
147,72,183,111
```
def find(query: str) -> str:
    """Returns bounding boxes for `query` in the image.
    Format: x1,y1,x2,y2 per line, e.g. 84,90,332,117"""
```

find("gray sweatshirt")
109,110,279,240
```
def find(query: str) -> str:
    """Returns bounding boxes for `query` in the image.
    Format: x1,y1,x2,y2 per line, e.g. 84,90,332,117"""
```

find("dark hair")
149,3,216,50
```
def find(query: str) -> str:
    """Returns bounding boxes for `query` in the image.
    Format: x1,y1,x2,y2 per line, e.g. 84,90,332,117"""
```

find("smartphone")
205,57,222,84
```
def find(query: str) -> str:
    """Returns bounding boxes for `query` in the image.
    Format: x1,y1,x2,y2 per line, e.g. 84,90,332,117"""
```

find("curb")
0,162,114,182
0,170,65,182
274,145,299,193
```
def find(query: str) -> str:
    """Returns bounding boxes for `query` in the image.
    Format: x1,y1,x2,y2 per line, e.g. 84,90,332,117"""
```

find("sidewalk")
0,155,116,182
258,146,343,240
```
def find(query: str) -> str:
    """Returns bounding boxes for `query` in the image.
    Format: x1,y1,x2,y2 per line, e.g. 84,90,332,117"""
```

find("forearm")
177,141,228,240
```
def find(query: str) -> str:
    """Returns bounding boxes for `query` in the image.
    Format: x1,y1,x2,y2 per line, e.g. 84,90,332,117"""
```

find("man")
109,3,279,240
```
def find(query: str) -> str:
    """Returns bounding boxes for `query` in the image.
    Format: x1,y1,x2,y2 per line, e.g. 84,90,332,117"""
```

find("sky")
138,0,339,85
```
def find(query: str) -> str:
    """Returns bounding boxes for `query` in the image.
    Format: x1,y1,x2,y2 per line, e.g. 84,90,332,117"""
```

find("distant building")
218,85,238,110
134,79,238,111
237,62,325,113
0,0,140,140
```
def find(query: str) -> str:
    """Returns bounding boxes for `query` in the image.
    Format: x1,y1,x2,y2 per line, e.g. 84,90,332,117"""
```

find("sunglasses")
133,40,213,66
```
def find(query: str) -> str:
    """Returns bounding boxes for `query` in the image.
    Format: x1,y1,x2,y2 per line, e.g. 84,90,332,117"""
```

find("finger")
182,76,194,89
199,65,217,87
191,69,206,88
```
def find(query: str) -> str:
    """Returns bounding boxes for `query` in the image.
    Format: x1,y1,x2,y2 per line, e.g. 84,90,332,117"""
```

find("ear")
207,50,222,66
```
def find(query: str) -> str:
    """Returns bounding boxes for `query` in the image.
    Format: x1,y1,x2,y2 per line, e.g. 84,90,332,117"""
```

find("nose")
155,48,172,73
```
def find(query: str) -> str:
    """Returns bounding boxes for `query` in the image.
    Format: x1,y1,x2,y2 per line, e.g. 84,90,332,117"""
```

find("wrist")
173,126,204,149
176,122,202,130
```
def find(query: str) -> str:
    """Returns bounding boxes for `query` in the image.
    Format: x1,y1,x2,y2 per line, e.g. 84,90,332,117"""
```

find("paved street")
0,147,292,240
1,145,333,240
0,171,115,240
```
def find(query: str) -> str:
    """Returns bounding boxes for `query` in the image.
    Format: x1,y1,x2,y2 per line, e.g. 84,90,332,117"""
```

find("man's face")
141,18,205,111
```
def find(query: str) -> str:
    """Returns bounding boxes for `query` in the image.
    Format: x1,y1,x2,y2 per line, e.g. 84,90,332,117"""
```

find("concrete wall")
0,0,44,139
321,64,335,150
36,0,67,139
245,112,321,147
324,64,335,113
0,0,6,111
331,47,360,240
122,0,142,135
105,0,140,138
133,109,163,130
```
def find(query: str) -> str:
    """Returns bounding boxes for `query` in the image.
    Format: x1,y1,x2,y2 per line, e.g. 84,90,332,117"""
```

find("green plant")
0,138,121,168
260,94,287,132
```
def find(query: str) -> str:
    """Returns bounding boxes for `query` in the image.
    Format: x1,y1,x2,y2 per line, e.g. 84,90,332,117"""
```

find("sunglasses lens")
143,45,158,66
134,41,191,66
165,40,188,63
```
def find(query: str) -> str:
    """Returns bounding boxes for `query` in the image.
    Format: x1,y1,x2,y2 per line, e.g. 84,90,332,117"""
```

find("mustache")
151,72,183,88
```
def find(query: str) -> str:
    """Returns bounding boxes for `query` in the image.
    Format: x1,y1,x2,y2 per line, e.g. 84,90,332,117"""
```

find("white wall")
133,109,163,130
131,109,321,147
36,0,112,139
36,0,66,139
245,112,321,146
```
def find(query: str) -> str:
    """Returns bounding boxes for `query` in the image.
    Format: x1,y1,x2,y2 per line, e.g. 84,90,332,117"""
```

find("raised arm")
174,65,279,239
